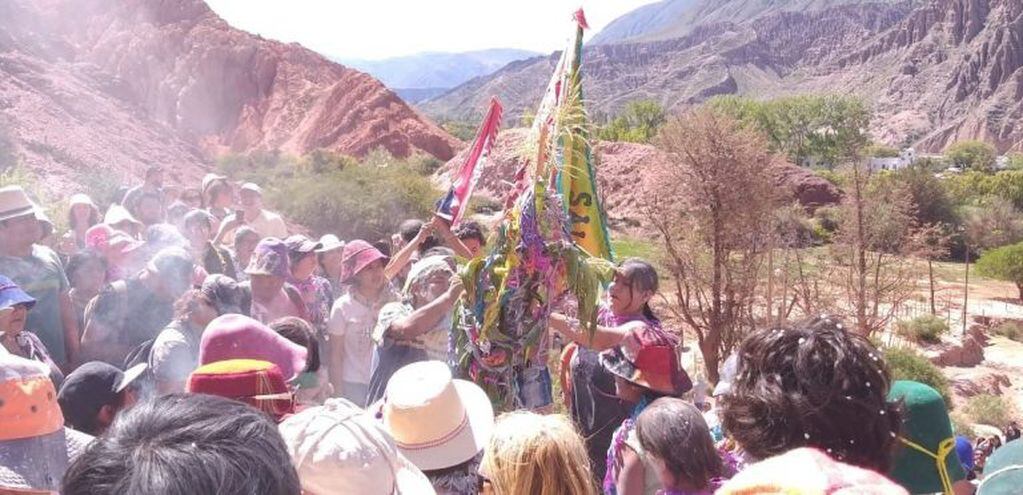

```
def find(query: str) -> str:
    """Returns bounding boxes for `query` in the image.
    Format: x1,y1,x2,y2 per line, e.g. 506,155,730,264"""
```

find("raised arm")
386,276,463,340
384,222,433,280
548,313,640,352
431,216,474,259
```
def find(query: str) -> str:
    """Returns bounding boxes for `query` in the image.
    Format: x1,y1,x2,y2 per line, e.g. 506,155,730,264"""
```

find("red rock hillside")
436,129,840,234
0,0,459,193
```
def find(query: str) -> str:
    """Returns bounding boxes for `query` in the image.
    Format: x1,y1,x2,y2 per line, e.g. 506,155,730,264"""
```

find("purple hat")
339,240,389,284
198,314,308,381
245,237,290,279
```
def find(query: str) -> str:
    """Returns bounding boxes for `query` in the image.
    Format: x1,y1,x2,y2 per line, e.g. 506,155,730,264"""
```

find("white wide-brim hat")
381,360,495,472
0,186,38,222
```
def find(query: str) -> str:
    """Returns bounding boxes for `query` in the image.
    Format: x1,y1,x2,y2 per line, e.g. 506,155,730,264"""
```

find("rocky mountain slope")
341,49,539,103
0,0,458,193
424,0,1023,153
435,129,840,234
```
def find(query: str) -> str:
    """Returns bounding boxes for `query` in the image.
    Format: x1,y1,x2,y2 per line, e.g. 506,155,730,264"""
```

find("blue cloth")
956,435,975,471
0,274,36,310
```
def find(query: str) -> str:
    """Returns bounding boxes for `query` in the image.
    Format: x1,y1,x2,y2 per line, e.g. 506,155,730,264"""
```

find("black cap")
57,361,146,435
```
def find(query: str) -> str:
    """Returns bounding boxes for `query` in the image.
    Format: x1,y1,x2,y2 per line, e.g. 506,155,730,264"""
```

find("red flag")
437,98,503,226
574,8,589,30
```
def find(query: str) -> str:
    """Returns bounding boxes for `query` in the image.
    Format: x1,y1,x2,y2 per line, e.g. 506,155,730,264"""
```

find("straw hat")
280,398,436,495
380,361,494,471
0,186,38,222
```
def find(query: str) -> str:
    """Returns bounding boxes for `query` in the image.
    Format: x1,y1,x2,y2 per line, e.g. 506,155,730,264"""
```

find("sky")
205,0,662,60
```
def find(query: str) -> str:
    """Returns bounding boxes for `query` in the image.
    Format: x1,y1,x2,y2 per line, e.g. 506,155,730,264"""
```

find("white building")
868,147,917,171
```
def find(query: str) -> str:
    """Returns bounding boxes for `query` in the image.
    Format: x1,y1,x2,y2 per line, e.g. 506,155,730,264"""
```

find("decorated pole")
453,9,615,412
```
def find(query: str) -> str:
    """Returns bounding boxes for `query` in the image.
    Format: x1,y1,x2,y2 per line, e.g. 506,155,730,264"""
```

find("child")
636,398,727,495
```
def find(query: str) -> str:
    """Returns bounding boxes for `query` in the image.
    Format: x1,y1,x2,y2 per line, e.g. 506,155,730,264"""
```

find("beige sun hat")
0,186,39,222
381,360,495,472
69,194,97,208
279,398,435,495
103,204,142,229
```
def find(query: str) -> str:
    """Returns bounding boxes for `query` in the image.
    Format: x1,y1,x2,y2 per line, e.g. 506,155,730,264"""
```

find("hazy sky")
205,0,661,60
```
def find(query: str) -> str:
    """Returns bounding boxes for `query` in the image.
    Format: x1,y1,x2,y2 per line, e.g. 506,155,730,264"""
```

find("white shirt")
328,290,393,385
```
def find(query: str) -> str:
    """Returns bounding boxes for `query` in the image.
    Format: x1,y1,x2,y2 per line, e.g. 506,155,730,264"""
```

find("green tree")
976,241,1023,301
879,165,957,226
945,140,997,172
1007,152,1023,171
597,100,666,143
865,143,900,158
710,94,871,167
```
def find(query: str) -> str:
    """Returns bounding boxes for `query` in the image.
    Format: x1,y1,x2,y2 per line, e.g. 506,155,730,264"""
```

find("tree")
911,223,952,315
945,140,997,172
710,94,871,167
597,99,667,143
976,242,1023,302
643,109,779,383
865,143,900,158
831,162,920,335
961,198,1023,252
880,164,957,226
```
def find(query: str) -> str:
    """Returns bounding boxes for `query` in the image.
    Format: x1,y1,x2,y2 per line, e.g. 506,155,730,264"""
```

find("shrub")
895,315,949,344
992,320,1023,342
945,140,997,172
976,242,1023,302
883,346,952,407
217,149,440,241
951,413,977,440
964,394,1012,428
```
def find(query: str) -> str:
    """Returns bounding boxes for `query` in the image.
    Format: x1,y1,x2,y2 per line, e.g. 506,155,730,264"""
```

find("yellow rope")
899,436,956,494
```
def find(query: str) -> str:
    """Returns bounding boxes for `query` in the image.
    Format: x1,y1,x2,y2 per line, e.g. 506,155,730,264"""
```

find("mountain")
592,0,911,45
341,49,539,102
0,0,459,194
424,0,1023,153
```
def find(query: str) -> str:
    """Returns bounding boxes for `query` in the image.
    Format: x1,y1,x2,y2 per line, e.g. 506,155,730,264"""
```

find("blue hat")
0,275,35,311
956,435,975,472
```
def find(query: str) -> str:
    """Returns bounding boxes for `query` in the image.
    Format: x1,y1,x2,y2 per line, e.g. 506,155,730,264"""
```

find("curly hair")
719,317,901,472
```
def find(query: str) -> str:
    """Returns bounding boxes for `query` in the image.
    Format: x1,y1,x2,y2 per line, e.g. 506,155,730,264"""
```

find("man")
184,209,236,279
61,393,301,495
133,191,165,227
57,361,146,436
80,247,193,366
121,165,164,215
217,182,287,245
243,238,305,324
0,185,79,368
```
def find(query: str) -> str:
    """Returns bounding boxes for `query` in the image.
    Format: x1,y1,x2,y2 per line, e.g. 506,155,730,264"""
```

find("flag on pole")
557,9,614,260
437,97,503,226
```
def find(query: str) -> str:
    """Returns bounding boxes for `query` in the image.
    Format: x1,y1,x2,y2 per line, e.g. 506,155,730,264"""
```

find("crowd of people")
2,168,1023,495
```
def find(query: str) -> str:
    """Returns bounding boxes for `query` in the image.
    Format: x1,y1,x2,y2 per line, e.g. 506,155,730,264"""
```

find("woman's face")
235,235,259,263
320,249,343,277
0,304,29,335
71,204,93,225
213,185,234,209
354,260,387,294
413,271,451,305
609,271,651,316
72,258,107,293
190,298,219,328
292,252,318,280
614,375,644,403
250,274,285,302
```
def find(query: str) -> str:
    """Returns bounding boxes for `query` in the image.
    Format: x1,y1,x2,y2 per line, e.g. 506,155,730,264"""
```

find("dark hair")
454,221,486,246
287,248,314,267
201,180,230,209
719,317,901,472
234,226,260,248
66,249,107,285
636,398,722,491
61,393,301,495
172,289,212,321
398,219,424,244
68,203,101,231
422,452,483,494
618,258,660,323
373,239,392,257
270,316,320,373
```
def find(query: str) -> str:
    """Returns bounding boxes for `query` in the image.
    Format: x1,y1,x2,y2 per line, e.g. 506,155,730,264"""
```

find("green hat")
887,380,966,494
979,439,1023,495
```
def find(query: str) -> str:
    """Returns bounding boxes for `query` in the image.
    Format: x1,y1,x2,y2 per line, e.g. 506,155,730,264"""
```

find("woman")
284,235,333,336
316,234,345,299
548,258,666,481
244,238,306,325
230,226,260,283
270,316,332,405
366,255,463,404
600,325,691,495
149,289,220,396
635,398,728,495
60,194,101,255
0,275,64,386
480,411,597,495
66,249,108,337
200,173,234,233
